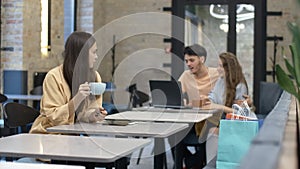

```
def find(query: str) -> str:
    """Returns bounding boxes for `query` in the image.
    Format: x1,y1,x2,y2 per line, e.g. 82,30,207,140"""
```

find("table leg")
154,138,165,169
115,157,127,169
12,99,27,106
84,163,95,169
171,126,191,169
173,140,184,169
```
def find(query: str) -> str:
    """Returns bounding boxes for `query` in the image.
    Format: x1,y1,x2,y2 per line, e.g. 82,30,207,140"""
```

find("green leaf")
288,22,300,46
283,53,296,78
275,65,298,97
288,23,300,87
290,43,300,87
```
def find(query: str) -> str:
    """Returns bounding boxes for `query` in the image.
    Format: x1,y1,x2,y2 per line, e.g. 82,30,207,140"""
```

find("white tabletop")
105,110,213,123
5,94,42,101
47,122,190,169
0,162,85,169
0,134,150,163
133,106,218,114
47,122,189,138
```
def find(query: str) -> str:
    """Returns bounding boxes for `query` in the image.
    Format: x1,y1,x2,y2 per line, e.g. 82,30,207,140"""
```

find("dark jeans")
169,126,207,169
182,128,207,169
182,127,200,145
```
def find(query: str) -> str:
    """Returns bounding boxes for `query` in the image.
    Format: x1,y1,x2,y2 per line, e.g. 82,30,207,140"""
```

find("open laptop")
149,80,191,109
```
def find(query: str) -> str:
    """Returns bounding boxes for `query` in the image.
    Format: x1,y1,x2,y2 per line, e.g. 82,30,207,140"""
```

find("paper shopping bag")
225,113,255,120
225,113,264,129
216,119,259,169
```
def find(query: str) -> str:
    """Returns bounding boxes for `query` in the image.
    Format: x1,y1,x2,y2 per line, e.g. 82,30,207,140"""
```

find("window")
41,0,49,56
64,0,76,42
41,0,76,56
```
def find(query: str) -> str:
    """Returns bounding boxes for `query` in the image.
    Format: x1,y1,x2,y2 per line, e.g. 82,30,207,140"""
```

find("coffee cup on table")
192,99,204,108
89,82,106,95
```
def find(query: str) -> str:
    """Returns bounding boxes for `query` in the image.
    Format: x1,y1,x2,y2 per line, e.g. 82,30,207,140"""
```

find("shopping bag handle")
231,103,248,121
241,100,251,117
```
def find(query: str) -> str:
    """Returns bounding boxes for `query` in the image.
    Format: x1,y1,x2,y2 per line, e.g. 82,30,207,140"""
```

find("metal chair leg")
136,147,144,165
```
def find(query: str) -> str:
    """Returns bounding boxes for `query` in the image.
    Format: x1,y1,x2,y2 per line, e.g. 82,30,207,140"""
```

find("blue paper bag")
216,119,259,169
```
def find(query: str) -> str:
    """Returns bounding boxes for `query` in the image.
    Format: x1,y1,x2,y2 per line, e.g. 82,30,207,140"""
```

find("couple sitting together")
177,44,254,169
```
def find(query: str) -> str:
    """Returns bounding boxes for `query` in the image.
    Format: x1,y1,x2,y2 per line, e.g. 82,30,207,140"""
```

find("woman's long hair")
62,31,96,98
219,52,248,107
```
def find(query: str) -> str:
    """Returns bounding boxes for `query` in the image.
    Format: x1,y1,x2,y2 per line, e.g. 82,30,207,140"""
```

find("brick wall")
0,0,299,96
1,0,94,92
77,0,93,33
93,0,172,104
1,0,23,70
0,0,23,92
266,0,300,81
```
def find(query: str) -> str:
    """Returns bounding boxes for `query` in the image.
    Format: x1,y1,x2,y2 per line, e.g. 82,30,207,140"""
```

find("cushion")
258,82,283,115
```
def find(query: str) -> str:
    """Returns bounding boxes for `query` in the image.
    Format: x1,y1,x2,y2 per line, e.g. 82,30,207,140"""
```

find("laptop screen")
149,80,184,108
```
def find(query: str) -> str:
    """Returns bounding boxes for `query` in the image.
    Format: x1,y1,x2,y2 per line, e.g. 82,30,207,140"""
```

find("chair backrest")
30,85,43,95
33,72,47,87
127,83,150,108
3,102,40,128
0,94,8,128
258,82,283,116
0,94,8,103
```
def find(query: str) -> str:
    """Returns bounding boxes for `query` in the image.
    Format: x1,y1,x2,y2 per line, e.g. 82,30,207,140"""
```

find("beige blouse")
30,65,103,134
